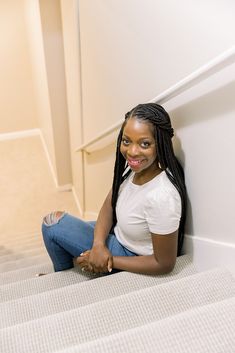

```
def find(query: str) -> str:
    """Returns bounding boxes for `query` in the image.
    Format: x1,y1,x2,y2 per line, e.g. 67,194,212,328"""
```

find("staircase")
0,136,234,352
1,232,235,353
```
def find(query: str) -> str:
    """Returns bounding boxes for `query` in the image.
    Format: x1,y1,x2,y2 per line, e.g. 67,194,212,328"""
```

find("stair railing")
76,46,235,154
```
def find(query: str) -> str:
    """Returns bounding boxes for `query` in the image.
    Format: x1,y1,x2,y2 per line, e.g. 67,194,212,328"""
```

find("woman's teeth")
128,159,142,167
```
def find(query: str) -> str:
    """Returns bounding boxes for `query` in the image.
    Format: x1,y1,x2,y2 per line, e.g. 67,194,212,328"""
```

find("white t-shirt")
114,171,181,255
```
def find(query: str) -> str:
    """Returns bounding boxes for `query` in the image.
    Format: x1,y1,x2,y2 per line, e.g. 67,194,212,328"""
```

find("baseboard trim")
183,234,235,271
0,128,41,141
56,184,73,192
84,211,98,221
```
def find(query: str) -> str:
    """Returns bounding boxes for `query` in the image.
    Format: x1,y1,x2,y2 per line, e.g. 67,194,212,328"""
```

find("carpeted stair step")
0,267,96,303
0,262,54,285
0,254,193,303
0,247,47,264
0,244,46,263
0,254,50,273
0,231,42,243
54,296,235,353
0,268,234,353
0,239,45,256
0,255,195,327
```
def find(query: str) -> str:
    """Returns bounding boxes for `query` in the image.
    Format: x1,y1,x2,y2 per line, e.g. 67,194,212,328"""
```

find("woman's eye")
122,139,130,146
140,141,151,148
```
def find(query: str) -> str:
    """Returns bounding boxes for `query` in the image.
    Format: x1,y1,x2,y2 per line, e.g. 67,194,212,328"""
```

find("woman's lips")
127,159,143,168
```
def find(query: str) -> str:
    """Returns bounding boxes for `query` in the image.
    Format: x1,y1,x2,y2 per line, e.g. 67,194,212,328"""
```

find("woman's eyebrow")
122,134,153,140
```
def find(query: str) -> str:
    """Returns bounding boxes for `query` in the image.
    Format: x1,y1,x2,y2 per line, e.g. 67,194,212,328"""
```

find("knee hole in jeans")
43,211,65,226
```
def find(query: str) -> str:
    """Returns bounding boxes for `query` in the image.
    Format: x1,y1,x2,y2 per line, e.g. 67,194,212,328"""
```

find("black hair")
111,103,187,256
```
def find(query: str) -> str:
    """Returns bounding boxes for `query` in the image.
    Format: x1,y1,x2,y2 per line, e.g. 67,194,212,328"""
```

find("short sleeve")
144,186,182,235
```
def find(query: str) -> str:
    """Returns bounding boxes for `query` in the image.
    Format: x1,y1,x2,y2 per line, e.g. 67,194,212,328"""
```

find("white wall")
0,0,38,133
60,0,84,213
165,60,235,269
39,0,72,187
24,0,57,182
24,0,72,187
79,0,235,141
77,0,235,221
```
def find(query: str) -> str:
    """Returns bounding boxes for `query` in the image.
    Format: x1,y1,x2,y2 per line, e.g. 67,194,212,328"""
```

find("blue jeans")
42,213,136,272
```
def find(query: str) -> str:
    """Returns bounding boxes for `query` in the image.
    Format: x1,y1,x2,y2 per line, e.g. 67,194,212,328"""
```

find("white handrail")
76,46,235,152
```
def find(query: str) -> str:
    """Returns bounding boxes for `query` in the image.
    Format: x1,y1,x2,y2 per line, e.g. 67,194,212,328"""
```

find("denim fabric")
42,213,136,272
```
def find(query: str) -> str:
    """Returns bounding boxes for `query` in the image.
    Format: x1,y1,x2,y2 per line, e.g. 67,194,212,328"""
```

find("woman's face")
120,117,158,176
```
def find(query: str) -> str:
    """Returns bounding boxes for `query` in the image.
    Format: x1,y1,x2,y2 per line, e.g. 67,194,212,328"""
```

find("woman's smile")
120,117,160,181
127,158,146,169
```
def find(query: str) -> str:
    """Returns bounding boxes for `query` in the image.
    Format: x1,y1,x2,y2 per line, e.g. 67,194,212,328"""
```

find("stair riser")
0,269,234,353
0,263,54,285
0,254,50,273
0,248,47,264
0,256,194,302
0,256,196,325
55,297,235,353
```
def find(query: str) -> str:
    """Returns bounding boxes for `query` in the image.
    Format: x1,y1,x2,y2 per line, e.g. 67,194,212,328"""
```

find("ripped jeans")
42,212,136,272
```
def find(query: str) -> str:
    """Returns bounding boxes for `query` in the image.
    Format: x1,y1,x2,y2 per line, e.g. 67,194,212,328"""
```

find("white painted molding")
38,130,76,193
183,234,235,272
0,128,41,141
56,184,73,192
71,186,83,217
38,130,59,188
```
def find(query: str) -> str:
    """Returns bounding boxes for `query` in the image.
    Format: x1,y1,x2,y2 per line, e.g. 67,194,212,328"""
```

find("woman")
42,103,187,275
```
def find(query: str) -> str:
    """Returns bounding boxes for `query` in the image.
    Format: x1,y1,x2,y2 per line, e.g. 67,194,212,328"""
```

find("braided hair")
111,103,187,256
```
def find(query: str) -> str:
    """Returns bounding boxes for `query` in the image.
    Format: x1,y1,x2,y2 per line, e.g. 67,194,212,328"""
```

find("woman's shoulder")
146,171,181,205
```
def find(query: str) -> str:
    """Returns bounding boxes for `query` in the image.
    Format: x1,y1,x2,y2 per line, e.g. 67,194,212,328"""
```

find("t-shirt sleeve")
144,186,182,235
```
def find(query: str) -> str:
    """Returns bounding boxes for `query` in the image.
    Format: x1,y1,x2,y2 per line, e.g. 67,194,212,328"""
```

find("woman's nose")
127,144,140,156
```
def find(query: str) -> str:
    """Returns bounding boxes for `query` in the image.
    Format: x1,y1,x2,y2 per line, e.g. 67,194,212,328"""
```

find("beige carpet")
0,135,79,239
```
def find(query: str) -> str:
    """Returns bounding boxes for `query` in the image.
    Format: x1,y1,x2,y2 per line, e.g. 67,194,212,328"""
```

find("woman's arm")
85,189,114,272
92,189,113,246
112,230,178,275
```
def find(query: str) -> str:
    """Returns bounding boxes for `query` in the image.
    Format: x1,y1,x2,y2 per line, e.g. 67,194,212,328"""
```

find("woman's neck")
132,166,162,185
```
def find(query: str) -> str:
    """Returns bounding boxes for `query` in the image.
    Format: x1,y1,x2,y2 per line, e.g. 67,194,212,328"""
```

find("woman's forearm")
93,190,113,246
113,254,175,275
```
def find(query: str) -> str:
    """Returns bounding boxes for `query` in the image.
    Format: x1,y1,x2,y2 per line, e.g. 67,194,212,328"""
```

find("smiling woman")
42,103,187,276
120,118,158,181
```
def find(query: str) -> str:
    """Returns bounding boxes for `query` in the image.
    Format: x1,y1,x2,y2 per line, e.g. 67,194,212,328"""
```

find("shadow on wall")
170,80,235,130
169,80,235,240
86,142,116,165
172,134,194,239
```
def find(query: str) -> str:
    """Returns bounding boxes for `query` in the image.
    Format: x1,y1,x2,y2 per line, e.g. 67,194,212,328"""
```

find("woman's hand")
89,244,113,273
74,245,113,274
74,250,93,272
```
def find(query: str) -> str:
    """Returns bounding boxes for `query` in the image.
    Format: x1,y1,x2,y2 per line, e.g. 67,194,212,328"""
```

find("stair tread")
0,262,54,285
0,232,42,245
0,240,44,254
0,254,194,302
0,267,95,303
0,268,234,353
55,296,235,353
0,254,50,273
0,255,195,327
0,248,47,264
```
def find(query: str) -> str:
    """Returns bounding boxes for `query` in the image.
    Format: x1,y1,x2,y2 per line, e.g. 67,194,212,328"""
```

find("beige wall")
24,0,72,187
166,62,235,244
79,0,235,143
0,0,38,133
77,0,235,222
39,0,72,187
60,0,84,213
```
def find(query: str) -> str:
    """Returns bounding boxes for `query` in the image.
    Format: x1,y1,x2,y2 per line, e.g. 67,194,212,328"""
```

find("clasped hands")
74,245,113,274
